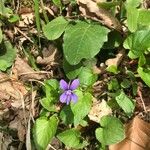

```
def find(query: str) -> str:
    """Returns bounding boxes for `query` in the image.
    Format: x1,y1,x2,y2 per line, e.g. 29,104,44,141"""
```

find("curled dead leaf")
77,0,122,31
109,116,150,150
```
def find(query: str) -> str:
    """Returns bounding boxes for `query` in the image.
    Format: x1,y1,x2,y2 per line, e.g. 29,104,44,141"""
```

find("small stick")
137,87,147,113
15,27,34,43
18,71,52,76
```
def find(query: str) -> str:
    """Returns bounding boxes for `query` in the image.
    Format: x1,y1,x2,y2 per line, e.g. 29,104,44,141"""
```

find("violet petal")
60,79,68,90
60,92,67,103
71,93,78,103
66,95,71,105
70,79,80,90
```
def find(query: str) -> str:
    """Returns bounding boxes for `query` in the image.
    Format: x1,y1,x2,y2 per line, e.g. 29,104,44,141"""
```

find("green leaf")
108,78,120,91
0,39,16,71
83,58,97,68
106,65,119,74
121,79,131,89
126,6,139,32
43,79,59,103
40,98,57,112
63,21,109,65
138,54,146,67
8,14,20,23
116,91,135,116
57,129,88,149
63,58,83,79
43,16,68,40
95,116,125,145
78,67,97,88
44,79,59,91
126,0,141,7
71,91,92,126
60,105,74,125
97,1,119,10
52,0,62,8
123,29,150,57
33,115,58,150
0,0,13,16
138,67,150,87
138,9,150,26
0,28,2,43
128,50,139,59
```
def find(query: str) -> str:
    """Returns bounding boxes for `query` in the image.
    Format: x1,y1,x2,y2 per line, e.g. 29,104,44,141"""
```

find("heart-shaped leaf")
95,116,125,145
63,21,109,65
33,116,58,150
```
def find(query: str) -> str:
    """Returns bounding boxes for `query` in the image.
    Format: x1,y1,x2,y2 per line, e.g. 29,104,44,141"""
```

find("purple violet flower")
59,79,79,105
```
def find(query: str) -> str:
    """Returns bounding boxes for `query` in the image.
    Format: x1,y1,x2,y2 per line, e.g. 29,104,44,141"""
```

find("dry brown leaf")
109,116,150,150
13,57,46,81
105,49,125,67
88,98,112,123
36,44,61,66
0,72,28,120
77,0,122,31
18,12,34,28
0,73,27,100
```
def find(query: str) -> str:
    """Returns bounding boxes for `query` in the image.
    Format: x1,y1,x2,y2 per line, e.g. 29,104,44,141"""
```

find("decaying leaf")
88,98,112,123
109,116,150,150
0,73,27,100
18,8,34,27
0,132,13,150
77,0,122,31
13,57,46,81
36,44,61,66
105,49,125,67
0,72,28,120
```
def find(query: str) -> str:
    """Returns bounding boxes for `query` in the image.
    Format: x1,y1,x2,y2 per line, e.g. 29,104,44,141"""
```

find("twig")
14,27,34,43
28,79,44,85
26,115,31,150
40,0,49,23
18,71,52,76
18,90,27,126
34,0,41,48
137,87,147,113
15,0,20,13
31,89,37,117
46,144,57,150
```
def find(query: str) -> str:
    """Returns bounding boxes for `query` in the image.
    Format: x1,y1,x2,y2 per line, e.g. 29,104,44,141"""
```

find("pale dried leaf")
109,116,150,150
13,57,46,80
18,13,34,27
88,98,112,123
0,73,28,120
36,44,60,66
105,49,125,67
0,73,27,100
77,0,122,31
